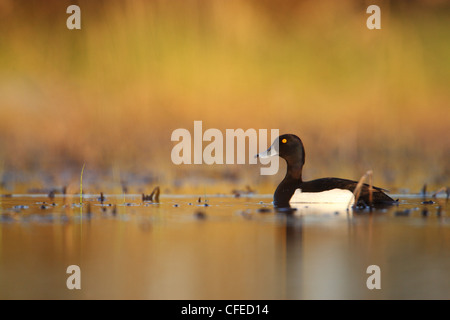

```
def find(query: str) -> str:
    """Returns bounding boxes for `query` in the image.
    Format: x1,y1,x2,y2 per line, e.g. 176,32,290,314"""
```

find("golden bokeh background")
0,0,449,194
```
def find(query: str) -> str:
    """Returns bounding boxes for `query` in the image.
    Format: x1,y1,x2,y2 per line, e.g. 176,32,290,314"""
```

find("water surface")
0,193,448,299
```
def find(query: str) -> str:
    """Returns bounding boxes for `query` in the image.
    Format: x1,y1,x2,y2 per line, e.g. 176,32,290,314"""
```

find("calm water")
0,193,449,300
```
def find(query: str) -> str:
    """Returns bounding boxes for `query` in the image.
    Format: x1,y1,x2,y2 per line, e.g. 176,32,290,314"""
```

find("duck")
256,134,396,208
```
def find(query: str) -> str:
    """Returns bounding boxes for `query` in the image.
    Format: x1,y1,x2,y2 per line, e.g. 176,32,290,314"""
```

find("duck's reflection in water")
275,203,354,299
276,207,303,299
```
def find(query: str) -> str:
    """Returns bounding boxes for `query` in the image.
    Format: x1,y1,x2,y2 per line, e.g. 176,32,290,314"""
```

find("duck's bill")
255,139,279,159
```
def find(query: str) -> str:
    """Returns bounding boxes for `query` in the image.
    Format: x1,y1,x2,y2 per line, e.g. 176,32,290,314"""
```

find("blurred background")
0,0,449,195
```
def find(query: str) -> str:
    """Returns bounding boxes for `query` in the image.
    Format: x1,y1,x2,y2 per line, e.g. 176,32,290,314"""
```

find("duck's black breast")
274,178,301,207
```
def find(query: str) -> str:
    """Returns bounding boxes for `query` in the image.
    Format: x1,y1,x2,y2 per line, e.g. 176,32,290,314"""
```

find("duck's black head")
257,134,305,165
257,134,306,180
277,134,305,164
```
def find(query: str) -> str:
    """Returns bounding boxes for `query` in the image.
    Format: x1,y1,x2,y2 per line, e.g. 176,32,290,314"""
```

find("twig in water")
80,163,86,205
80,163,86,234
431,186,450,199
142,186,160,202
99,192,105,204
352,170,374,208
421,184,427,197
48,189,55,200
151,186,160,202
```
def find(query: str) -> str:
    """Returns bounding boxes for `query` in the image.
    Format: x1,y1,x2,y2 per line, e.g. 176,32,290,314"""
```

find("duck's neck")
285,162,303,182
274,161,304,207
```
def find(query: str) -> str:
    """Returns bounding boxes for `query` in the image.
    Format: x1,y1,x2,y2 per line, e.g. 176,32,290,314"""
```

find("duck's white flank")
290,188,355,206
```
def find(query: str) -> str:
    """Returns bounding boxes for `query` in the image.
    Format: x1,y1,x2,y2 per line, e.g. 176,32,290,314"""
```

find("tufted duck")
257,134,396,208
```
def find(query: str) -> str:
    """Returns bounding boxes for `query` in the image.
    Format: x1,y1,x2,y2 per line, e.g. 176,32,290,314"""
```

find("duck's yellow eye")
282,138,287,144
